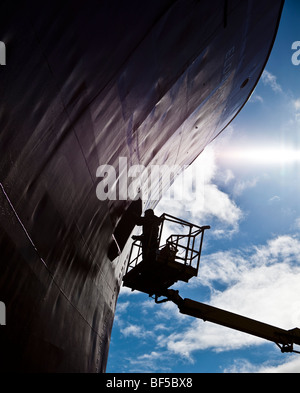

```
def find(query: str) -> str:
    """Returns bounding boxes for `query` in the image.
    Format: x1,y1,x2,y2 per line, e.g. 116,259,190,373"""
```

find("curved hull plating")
0,0,283,372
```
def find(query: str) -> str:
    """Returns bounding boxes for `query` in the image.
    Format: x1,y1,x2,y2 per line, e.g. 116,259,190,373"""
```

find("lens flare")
220,146,300,165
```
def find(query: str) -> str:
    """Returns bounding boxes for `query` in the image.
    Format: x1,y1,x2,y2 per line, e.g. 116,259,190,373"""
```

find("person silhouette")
132,209,163,261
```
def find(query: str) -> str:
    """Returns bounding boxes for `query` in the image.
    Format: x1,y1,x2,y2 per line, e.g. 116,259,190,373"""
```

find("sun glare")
221,146,300,165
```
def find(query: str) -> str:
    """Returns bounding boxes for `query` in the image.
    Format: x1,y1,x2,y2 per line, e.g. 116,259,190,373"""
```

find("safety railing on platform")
125,213,210,276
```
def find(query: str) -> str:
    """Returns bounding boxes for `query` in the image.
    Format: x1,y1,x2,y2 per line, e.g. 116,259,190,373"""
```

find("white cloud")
294,99,300,111
222,169,235,184
253,235,300,266
198,250,249,288
249,94,264,104
154,300,188,322
121,324,141,337
128,350,172,373
119,285,142,296
257,357,300,373
194,183,242,226
121,324,149,338
293,217,300,231
268,195,280,204
141,299,156,310
232,177,259,196
116,301,130,313
157,145,243,234
293,99,300,124
261,70,282,93
224,356,300,373
113,300,131,326
154,323,170,331
137,351,161,361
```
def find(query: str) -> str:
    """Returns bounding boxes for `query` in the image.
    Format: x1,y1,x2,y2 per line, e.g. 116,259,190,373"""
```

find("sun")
220,146,300,166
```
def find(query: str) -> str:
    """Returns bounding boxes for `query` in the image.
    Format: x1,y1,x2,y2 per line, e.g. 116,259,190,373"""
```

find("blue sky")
107,1,300,373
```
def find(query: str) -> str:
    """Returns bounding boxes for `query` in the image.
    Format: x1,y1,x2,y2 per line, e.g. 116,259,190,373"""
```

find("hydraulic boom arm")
158,290,300,353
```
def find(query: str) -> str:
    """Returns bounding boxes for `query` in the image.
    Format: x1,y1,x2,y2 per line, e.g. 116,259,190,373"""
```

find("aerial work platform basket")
122,213,210,296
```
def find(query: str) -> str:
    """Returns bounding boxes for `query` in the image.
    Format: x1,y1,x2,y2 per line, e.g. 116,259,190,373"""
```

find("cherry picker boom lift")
122,213,300,354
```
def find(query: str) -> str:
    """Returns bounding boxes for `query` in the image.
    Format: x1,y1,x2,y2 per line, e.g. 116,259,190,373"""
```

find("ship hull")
0,0,283,372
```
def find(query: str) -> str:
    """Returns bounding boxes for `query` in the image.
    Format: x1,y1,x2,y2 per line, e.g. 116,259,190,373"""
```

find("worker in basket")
132,209,163,262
